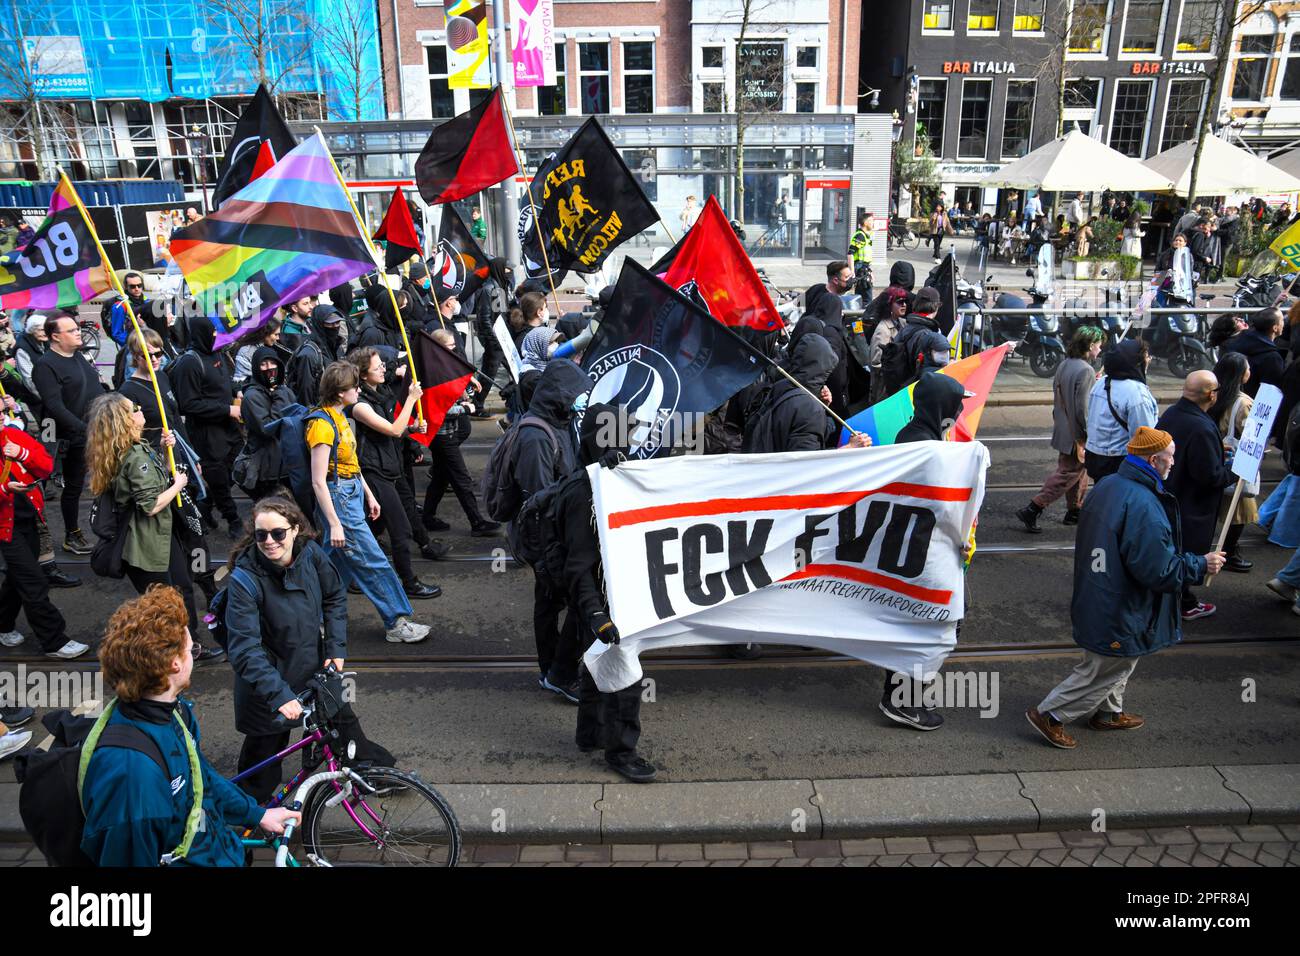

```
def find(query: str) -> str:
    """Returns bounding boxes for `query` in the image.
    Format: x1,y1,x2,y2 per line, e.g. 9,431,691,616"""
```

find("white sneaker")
46,640,90,660
385,618,430,644
0,630,24,647
0,730,32,762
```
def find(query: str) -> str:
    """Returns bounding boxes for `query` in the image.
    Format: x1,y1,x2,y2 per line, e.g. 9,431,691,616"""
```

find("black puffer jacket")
238,346,299,487
225,539,347,737
353,381,404,481
745,333,838,453
515,359,591,499
896,372,966,443
171,316,240,459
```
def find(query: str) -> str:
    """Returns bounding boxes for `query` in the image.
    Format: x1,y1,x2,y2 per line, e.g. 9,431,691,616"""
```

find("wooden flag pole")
499,96,565,321
314,130,425,426
62,170,178,476
1206,478,1245,589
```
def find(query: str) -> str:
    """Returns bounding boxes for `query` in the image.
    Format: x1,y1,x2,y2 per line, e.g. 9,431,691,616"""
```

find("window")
623,41,654,114
1176,0,1218,53
958,78,993,158
1064,78,1102,110
1161,79,1205,150
702,46,724,69
968,0,999,32
736,41,785,113
796,82,817,112
1281,35,1300,100
1002,79,1036,157
796,46,818,68
426,45,454,118
1069,1,1111,54
702,82,724,112
538,43,567,115
1013,0,1045,31
579,41,610,114
916,78,947,154
923,0,953,31
1109,79,1152,156
1232,34,1272,101
1121,0,1164,54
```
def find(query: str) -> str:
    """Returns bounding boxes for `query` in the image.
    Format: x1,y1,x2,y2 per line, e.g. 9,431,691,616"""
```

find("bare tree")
1028,0,1121,138
313,0,382,121
0,1,86,180
203,0,322,116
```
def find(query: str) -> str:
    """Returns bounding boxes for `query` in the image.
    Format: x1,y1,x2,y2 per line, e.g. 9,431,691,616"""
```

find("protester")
32,312,105,556
308,361,431,644
745,333,871,454
867,287,910,404
346,346,441,598
232,315,283,389
424,291,461,335
803,260,855,414
107,272,170,356
1018,326,1103,532
1222,307,1286,399
1258,398,1300,549
0,411,86,660
881,286,949,398
470,258,513,417
508,290,548,351
1209,353,1257,573
285,303,346,407
279,295,317,340
80,585,300,866
13,315,47,412
1083,339,1157,481
355,285,410,352
1027,427,1225,749
171,315,242,538
1154,371,1236,621
235,345,298,501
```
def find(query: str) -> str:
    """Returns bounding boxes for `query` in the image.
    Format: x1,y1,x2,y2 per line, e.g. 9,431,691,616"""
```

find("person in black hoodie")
512,358,592,703
235,345,298,501
354,284,409,353
1222,307,1286,399
745,333,871,454
171,315,242,538
284,304,347,408
802,260,855,417
470,258,513,416
880,371,970,732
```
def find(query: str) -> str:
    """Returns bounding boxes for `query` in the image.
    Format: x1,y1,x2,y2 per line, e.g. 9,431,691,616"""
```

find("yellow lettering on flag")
1269,217,1300,270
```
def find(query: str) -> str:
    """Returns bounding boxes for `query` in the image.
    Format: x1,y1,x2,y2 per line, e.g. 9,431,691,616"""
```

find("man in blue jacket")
1026,427,1226,750
81,585,299,866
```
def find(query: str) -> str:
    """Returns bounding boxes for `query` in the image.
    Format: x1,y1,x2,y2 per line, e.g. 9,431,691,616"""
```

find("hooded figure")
235,345,299,496
519,325,557,374
896,372,967,443
354,284,405,351
284,306,345,407
744,332,839,454
515,358,592,500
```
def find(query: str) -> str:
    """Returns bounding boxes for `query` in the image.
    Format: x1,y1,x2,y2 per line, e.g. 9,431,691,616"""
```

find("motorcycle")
1233,270,1298,311
984,287,1064,378
1142,247,1211,376
1062,268,1131,356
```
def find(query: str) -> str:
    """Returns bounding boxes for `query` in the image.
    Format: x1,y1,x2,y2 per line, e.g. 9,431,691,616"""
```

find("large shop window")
1002,80,1036,158
1109,79,1153,156
958,79,993,159
579,41,610,114
1160,79,1205,150
1122,0,1164,54
539,43,567,116
1231,34,1273,101
623,41,654,114
916,78,947,154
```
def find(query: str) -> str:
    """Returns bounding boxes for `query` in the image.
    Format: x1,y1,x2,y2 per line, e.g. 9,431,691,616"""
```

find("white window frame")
967,0,1001,35
425,44,455,120
1107,77,1155,157
1117,0,1168,58
956,76,995,160
1171,0,1220,59
1066,0,1115,60
1001,77,1037,160
1063,76,1105,136
700,80,725,113
921,0,956,35
538,41,569,117
1229,29,1279,105
1277,29,1300,103
794,44,820,70
577,39,611,115
794,80,819,113
621,39,655,115
1012,0,1046,34
1158,76,1207,151
914,75,949,156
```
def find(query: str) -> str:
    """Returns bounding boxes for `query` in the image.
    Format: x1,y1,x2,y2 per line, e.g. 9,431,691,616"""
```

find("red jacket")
0,426,51,543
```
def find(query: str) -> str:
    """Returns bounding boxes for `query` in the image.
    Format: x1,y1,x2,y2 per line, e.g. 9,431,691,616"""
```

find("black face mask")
262,366,280,388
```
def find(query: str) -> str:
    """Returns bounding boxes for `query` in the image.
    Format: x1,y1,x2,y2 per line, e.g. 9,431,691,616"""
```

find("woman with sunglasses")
86,393,222,662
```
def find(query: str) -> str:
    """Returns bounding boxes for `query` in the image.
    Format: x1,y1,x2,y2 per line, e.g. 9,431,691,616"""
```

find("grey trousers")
1038,651,1139,723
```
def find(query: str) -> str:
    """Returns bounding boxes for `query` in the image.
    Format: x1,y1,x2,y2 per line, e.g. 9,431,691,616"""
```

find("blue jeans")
317,477,412,628
1275,546,1300,593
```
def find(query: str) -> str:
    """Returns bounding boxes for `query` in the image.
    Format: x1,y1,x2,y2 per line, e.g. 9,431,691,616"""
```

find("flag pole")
62,170,178,475
498,94,565,321
314,130,425,427
417,257,447,331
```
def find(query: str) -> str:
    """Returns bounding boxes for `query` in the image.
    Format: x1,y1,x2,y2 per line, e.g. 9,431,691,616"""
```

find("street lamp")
186,125,210,215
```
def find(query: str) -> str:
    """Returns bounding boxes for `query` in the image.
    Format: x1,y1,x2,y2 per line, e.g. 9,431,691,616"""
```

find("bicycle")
78,318,101,362
886,218,920,251
234,666,461,867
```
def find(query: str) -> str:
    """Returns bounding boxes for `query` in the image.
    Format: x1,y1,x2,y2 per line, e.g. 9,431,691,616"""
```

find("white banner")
510,0,556,88
585,441,990,692
1231,383,1282,486
493,315,523,382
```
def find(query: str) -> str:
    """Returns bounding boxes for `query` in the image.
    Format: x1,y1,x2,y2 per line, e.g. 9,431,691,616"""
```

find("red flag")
405,329,477,445
649,196,782,331
373,187,422,270
249,140,278,181
414,86,518,204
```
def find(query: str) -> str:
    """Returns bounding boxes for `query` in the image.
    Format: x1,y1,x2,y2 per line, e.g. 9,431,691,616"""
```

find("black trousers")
0,501,68,652
474,317,503,412
576,668,642,762
1084,451,1124,482
425,435,486,528
394,466,430,550
533,573,578,684
60,440,87,533
236,706,384,804
124,526,200,636
367,474,418,587
198,445,240,526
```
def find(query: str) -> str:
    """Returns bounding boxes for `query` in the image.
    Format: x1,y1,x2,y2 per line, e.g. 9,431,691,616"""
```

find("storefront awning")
978,129,1174,192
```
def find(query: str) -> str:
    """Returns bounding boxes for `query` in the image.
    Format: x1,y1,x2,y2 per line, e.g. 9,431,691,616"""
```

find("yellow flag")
1268,217,1300,269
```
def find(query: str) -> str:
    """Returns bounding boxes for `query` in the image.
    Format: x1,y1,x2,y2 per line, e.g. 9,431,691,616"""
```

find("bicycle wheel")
902,230,920,250
302,767,461,867
80,325,100,362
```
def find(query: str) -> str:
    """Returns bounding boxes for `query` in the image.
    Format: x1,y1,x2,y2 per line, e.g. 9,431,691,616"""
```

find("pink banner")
510,0,555,88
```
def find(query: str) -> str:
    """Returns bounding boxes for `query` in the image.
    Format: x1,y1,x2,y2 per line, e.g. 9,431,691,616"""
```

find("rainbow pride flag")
839,343,1011,446
0,174,112,310
170,132,376,346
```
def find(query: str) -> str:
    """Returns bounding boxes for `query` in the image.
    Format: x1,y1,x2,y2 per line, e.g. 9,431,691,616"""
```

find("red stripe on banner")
606,483,973,529
782,563,953,605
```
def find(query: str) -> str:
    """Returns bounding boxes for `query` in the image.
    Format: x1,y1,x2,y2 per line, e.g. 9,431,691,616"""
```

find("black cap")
914,286,941,312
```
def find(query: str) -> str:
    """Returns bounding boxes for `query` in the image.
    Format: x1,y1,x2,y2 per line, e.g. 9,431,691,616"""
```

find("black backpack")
204,567,259,652
88,490,130,579
286,340,325,408
14,700,202,867
507,473,579,585
480,415,559,523
879,338,923,397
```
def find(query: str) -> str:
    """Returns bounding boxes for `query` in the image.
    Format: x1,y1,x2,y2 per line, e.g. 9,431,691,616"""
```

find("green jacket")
113,441,172,572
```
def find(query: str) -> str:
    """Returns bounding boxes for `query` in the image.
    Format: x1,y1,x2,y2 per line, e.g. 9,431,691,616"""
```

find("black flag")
579,259,763,460
924,253,958,336
212,85,297,209
518,117,659,280
426,205,490,302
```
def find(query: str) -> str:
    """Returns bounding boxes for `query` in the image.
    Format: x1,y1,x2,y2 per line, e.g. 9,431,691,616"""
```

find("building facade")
1222,1,1300,154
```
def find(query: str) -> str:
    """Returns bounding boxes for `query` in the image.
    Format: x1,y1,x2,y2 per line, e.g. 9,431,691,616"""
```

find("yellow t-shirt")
305,406,360,479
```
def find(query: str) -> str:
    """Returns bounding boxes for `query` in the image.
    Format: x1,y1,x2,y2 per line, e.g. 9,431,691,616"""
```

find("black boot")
1016,502,1044,534
1062,508,1081,526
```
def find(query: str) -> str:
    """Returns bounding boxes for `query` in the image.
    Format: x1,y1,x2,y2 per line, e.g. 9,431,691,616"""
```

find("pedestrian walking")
928,202,950,261
234,345,299,502
1209,353,1258,573
1083,339,1158,481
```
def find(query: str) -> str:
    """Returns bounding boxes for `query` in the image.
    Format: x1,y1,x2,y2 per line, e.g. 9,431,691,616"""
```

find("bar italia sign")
942,61,1016,74
1130,61,1207,75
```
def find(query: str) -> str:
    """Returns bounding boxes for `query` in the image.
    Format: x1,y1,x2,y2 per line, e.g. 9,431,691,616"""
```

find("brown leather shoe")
1026,707,1077,749
1088,711,1145,731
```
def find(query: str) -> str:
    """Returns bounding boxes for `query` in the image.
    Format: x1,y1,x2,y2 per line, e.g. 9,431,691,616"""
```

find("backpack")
480,414,560,523
879,338,923,397
100,296,122,343
264,405,335,518
741,387,808,454
507,473,578,584
203,567,259,652
286,340,325,407
88,490,130,579
14,699,203,867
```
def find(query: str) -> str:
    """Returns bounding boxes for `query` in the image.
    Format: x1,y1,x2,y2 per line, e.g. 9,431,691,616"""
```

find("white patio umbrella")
1265,144,1300,184
978,129,1174,193
1142,135,1300,196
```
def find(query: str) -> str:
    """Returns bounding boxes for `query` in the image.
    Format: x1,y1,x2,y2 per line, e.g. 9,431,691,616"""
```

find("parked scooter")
1233,270,1298,311
1062,268,1131,356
